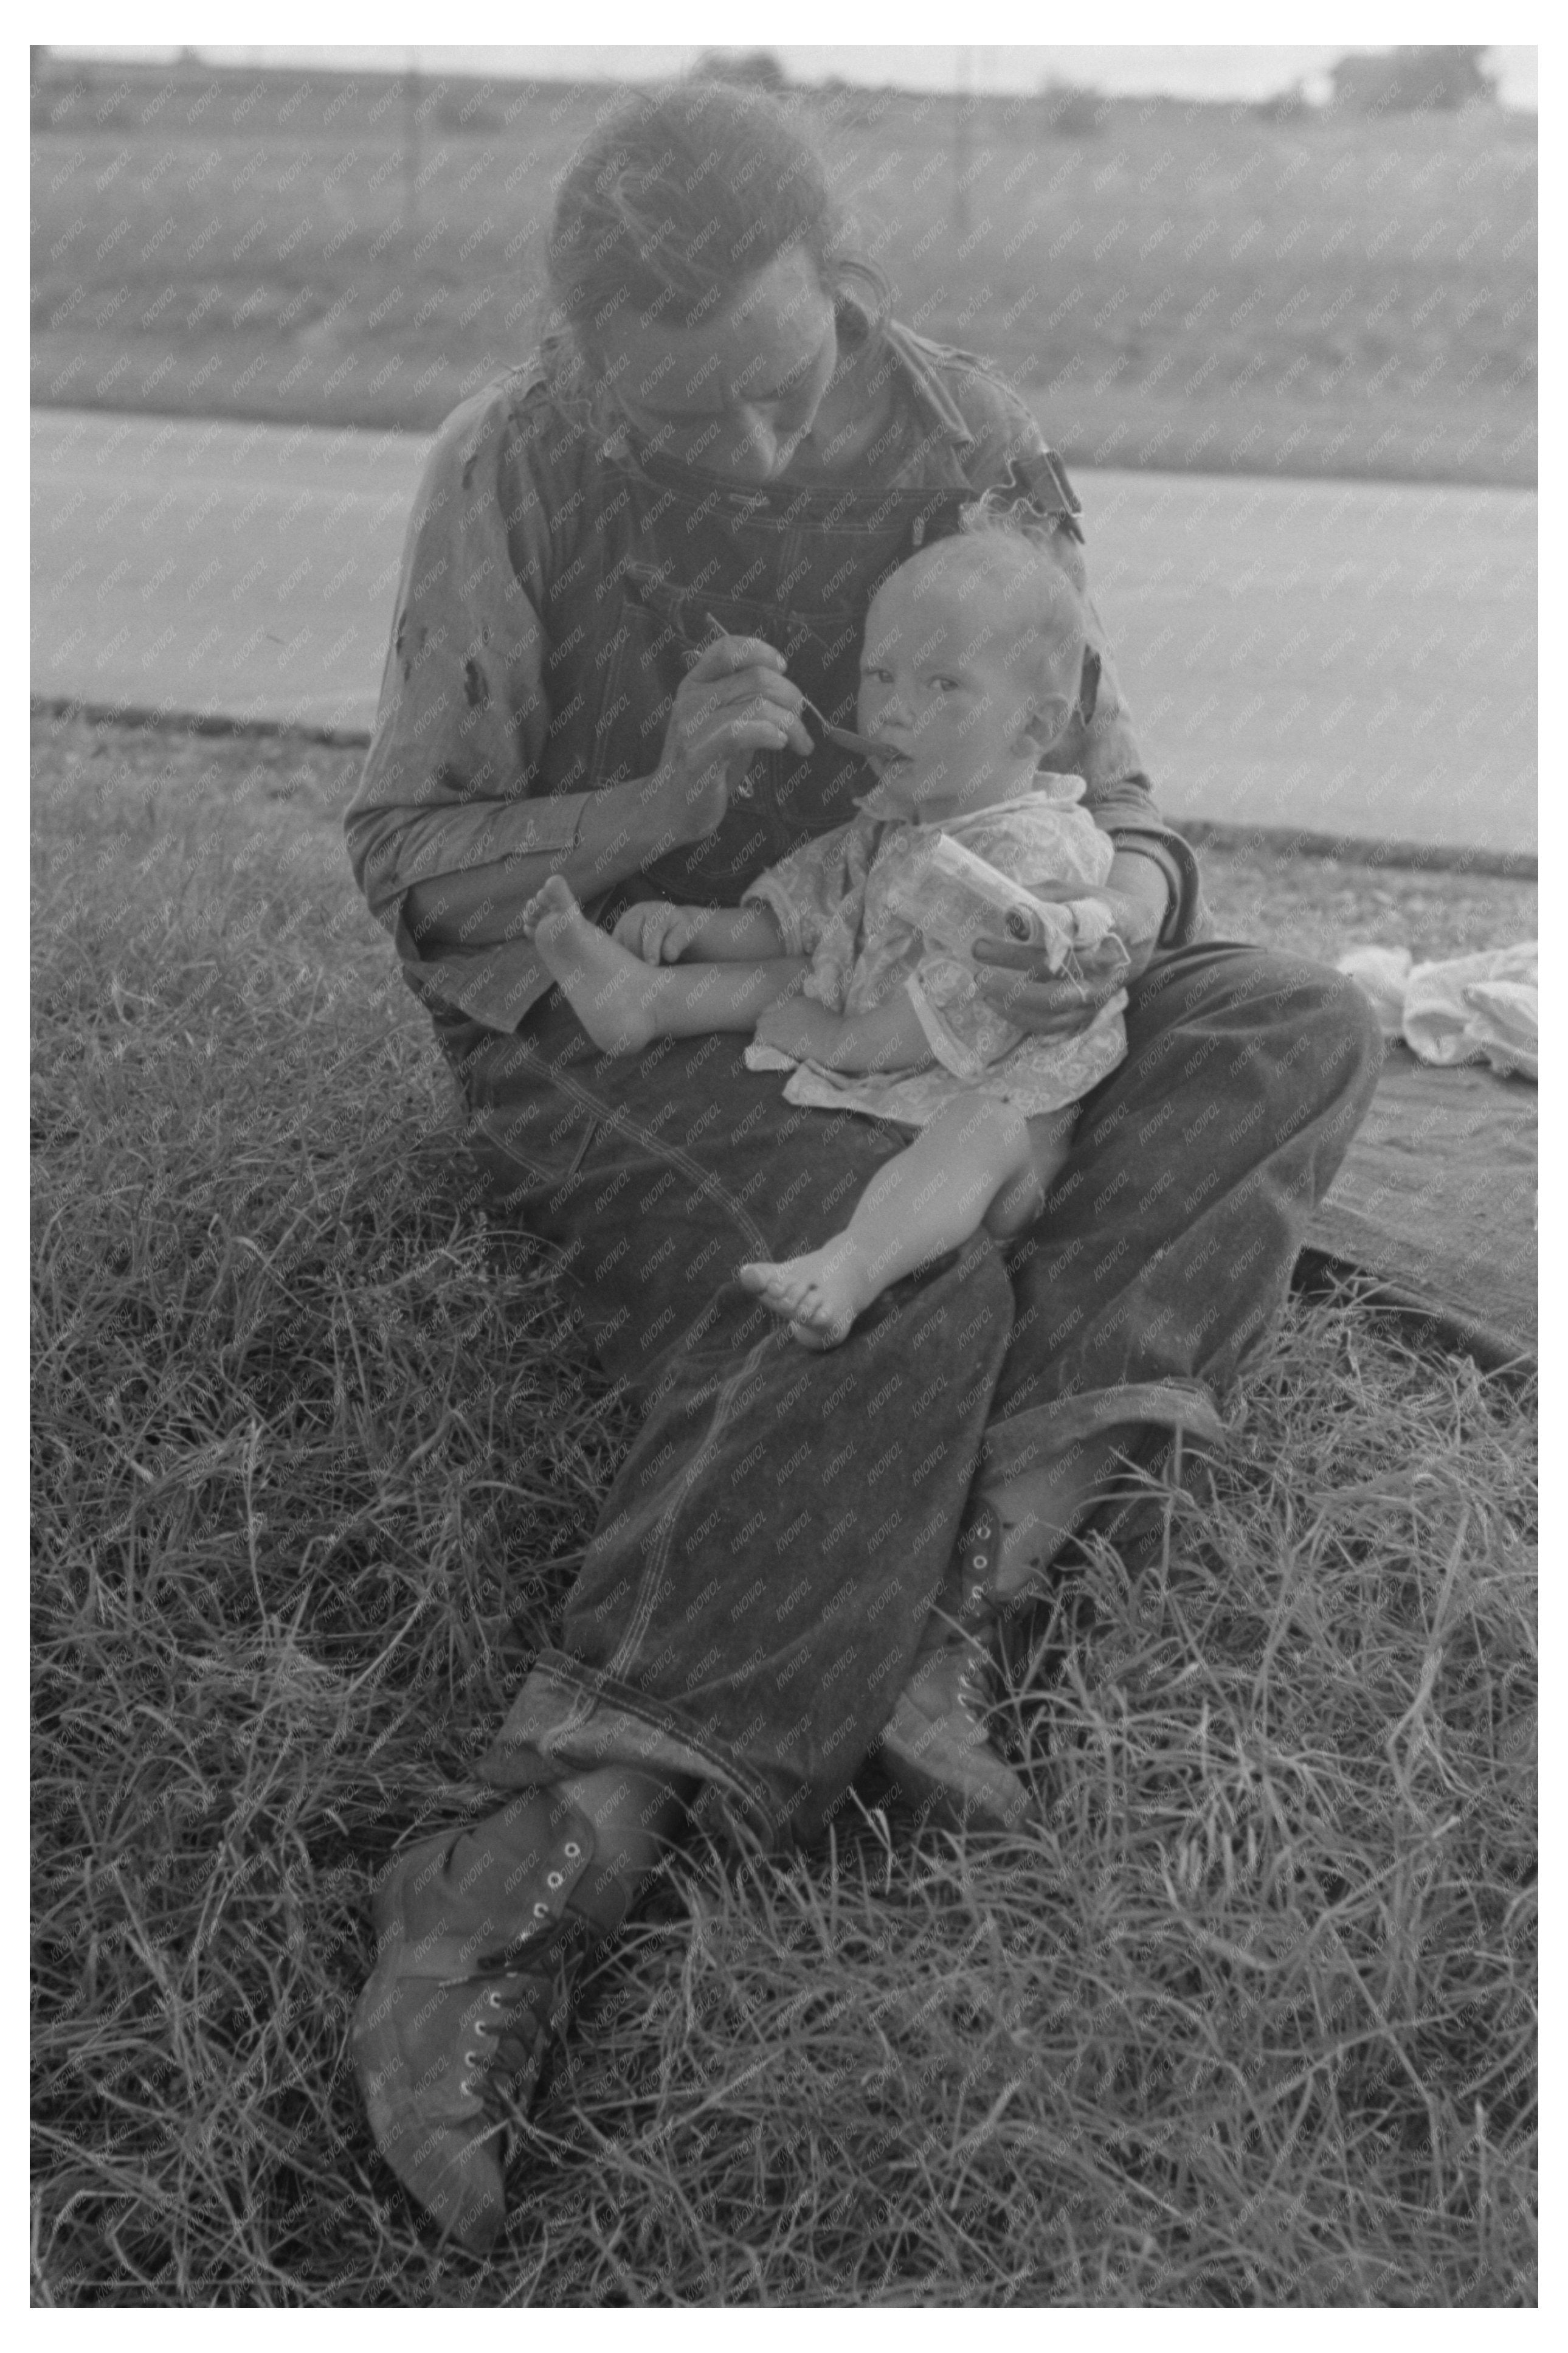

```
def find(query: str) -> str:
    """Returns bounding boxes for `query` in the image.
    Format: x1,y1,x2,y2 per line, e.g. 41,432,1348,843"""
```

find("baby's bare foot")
519,872,578,941
737,1241,879,1350
522,876,657,1055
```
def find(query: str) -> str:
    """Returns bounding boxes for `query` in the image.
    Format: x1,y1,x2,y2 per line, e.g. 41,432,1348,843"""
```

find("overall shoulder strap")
881,319,1085,542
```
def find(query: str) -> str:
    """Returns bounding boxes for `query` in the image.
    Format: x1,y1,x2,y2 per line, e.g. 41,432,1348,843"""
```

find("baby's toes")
789,1289,849,1350
742,1263,803,1316
787,1318,838,1353
525,876,576,932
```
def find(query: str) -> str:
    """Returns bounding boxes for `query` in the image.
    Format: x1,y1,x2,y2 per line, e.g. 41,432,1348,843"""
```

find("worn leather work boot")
882,1424,1214,1829
351,1786,607,2254
879,1498,1037,1832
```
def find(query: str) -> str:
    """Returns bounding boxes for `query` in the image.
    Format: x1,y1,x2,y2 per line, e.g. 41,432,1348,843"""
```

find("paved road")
31,406,1536,854
31,408,421,736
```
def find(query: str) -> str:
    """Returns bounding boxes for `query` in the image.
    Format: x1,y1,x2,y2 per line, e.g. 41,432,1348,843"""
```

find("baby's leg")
983,1107,1077,1238
739,1095,1048,1350
522,878,804,1055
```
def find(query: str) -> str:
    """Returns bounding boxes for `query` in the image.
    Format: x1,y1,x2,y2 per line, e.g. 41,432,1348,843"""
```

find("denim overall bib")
533,431,1011,920
451,418,1378,1843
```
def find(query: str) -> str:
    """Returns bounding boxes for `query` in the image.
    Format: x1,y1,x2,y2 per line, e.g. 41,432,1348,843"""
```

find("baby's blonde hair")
896,497,1089,713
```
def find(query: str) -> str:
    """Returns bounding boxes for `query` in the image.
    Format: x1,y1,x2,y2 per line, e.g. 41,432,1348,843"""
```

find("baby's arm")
755,989,934,1076
613,901,787,965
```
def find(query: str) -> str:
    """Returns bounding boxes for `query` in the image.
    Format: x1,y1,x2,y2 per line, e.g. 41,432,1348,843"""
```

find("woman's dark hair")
544,80,889,379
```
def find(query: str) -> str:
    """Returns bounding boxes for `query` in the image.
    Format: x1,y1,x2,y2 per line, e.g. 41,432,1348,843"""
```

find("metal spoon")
702,613,908,764
796,691,910,764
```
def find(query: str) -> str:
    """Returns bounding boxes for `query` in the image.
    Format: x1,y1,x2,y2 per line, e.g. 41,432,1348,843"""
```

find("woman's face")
595,244,838,485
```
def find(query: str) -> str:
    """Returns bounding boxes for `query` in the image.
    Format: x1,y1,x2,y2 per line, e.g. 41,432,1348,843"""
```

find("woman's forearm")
401,777,677,955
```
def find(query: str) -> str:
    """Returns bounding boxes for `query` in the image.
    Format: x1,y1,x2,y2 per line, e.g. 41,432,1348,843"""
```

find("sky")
50,39,1539,112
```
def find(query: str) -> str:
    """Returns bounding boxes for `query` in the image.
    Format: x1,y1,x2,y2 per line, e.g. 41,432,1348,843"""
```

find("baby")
522,511,1127,1349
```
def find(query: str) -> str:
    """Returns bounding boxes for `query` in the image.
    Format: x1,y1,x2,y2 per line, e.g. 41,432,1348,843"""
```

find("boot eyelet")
545,1871,564,1890
533,1901,550,1919
563,1842,581,1859
463,2050,482,2070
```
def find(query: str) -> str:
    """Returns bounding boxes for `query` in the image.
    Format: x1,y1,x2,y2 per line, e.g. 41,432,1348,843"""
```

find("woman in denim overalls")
344,83,1382,2251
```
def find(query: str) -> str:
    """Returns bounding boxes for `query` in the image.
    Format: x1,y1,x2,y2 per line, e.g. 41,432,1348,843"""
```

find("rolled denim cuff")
1108,826,1208,949
476,1654,786,1845
978,1378,1228,1489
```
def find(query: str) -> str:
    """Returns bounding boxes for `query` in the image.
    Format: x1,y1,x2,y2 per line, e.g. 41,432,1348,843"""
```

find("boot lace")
460,1917,592,2121
460,1979,553,2119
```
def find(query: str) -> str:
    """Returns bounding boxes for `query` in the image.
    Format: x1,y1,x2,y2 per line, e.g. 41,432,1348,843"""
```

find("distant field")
32,60,1536,487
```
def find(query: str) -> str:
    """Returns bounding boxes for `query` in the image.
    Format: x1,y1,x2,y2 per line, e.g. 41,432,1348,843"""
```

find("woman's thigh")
444,997,1019,1829
443,997,924,1386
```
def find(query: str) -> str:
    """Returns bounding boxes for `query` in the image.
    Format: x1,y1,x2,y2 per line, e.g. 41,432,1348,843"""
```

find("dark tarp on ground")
1302,1048,1537,1370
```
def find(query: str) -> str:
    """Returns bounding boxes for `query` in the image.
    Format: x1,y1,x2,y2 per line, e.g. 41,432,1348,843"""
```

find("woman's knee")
1254,955,1385,1111
1133,944,1384,1103
1302,958,1385,1054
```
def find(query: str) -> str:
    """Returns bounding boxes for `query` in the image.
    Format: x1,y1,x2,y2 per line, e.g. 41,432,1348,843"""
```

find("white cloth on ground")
1338,941,1538,1082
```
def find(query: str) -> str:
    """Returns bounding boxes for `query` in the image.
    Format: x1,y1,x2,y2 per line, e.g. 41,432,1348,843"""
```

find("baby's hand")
612,901,703,963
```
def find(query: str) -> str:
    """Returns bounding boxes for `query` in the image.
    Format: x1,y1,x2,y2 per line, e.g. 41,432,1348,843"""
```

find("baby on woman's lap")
524,506,1127,1347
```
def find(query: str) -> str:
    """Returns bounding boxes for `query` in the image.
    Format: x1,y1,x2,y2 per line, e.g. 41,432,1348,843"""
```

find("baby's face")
855,560,1059,820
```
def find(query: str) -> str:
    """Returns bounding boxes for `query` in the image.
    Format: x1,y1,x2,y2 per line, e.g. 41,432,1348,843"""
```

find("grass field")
30,57,1536,488
31,713,1537,2304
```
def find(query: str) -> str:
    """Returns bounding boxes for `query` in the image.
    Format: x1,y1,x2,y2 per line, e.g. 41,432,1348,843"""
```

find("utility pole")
402,49,420,235
953,47,975,249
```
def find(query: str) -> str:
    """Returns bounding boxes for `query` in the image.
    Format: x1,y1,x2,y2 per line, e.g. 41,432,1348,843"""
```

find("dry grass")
30,58,1536,485
31,712,1536,2303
